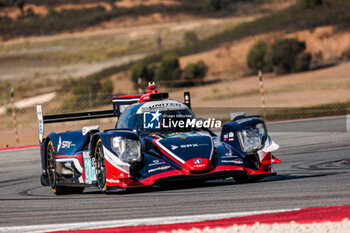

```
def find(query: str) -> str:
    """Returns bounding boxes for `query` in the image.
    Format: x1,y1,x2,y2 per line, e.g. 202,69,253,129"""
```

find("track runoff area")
0,115,349,233
2,205,350,233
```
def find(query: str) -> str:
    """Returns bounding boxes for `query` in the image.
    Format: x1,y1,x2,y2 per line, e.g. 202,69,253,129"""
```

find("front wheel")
46,140,84,195
95,140,106,192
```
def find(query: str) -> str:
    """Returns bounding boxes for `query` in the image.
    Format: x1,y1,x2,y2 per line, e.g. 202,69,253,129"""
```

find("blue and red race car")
37,83,280,195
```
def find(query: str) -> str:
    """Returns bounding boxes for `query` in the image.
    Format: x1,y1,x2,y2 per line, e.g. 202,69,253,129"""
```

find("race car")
37,82,280,195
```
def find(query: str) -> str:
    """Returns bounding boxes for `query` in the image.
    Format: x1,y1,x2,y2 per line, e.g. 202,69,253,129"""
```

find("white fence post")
258,70,267,121
10,87,20,145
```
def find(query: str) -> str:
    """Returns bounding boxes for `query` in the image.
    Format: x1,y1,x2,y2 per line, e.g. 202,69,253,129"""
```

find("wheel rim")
46,143,57,189
95,143,106,191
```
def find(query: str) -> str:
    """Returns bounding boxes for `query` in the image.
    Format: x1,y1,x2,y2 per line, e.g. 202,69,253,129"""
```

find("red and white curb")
0,209,297,233
2,205,350,233
0,145,39,152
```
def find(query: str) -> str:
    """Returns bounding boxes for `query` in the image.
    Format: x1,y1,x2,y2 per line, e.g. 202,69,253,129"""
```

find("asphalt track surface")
0,116,349,229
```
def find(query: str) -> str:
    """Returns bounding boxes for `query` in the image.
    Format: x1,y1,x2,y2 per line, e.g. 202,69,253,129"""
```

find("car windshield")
134,108,199,135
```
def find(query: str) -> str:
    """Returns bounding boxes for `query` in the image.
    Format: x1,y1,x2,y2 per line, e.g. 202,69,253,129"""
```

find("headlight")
238,123,266,153
111,137,141,163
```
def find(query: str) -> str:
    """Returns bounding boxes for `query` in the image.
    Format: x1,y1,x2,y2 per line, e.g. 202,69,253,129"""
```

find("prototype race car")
37,83,280,195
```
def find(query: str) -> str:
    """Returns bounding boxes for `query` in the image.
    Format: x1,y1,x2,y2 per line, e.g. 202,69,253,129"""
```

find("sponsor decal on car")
147,102,183,110
170,143,209,150
224,134,228,141
228,132,234,141
148,165,171,173
194,159,202,164
233,159,243,164
223,144,236,158
222,160,234,163
149,159,166,167
57,137,75,152
222,159,243,164
106,178,120,184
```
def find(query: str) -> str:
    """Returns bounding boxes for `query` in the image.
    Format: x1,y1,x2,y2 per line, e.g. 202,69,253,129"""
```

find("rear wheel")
95,140,106,192
46,140,84,195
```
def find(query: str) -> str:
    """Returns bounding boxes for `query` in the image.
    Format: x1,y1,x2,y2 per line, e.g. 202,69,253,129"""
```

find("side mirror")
230,112,246,121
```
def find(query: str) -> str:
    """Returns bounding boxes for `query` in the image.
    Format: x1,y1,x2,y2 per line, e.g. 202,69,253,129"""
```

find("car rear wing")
36,89,192,144
112,94,143,117
36,105,116,144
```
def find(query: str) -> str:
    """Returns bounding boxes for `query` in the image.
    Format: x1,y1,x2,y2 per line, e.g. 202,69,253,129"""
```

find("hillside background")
0,0,349,146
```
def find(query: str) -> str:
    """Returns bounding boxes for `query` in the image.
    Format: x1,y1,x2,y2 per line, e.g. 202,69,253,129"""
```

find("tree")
108,0,116,9
12,0,24,18
130,62,152,85
147,63,158,80
265,38,309,74
247,41,271,72
205,0,230,11
295,53,312,72
184,60,208,80
155,54,181,82
26,8,36,18
299,0,323,9
206,0,221,11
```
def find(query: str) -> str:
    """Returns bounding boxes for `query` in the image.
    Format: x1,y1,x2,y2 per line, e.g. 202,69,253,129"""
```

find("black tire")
95,140,106,192
46,140,84,195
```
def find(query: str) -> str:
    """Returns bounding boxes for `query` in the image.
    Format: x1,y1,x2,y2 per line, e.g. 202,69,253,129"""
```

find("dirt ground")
2,61,349,147
0,0,295,19
169,62,350,107
179,26,350,78
0,0,180,19
0,121,116,148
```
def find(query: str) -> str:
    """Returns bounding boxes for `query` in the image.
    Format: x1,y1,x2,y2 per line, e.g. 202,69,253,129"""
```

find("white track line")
0,208,300,233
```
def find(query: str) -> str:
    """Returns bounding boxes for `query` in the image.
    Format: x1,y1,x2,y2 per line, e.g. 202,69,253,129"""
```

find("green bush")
155,54,182,81
246,41,271,73
341,49,350,61
206,0,221,11
184,60,208,80
265,38,309,74
26,8,37,18
147,63,158,80
205,0,230,11
108,0,116,8
295,53,312,71
299,0,323,9
130,62,152,85
12,0,24,11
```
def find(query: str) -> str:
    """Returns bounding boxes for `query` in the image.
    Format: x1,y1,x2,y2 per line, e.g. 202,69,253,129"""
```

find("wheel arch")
90,133,102,158
89,130,140,158
41,135,55,173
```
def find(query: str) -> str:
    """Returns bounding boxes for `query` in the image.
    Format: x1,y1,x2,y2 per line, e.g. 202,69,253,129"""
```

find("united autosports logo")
144,110,161,129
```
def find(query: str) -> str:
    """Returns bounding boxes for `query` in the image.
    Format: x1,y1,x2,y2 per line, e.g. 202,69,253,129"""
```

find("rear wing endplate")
112,94,142,117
